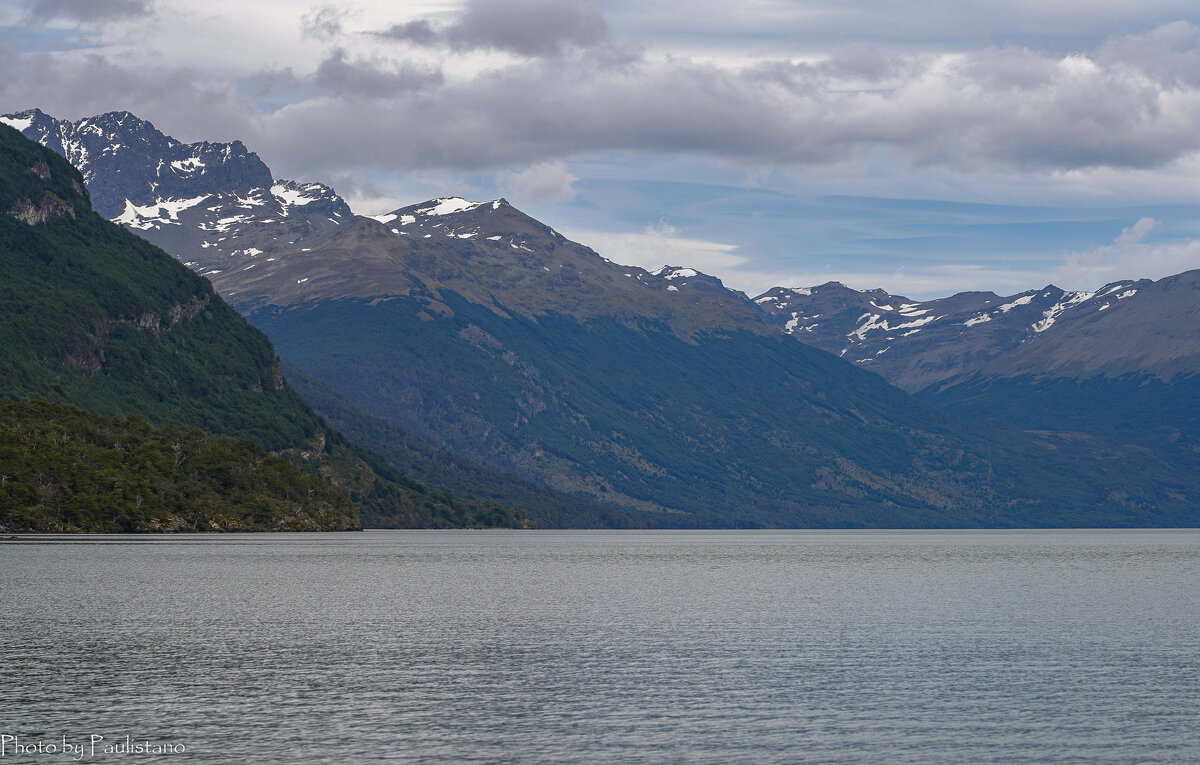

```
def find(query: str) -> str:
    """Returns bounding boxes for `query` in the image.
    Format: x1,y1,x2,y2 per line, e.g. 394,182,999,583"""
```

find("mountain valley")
6,108,1198,528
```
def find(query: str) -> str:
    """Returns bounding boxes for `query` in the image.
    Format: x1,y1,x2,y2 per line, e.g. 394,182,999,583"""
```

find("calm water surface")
1,530,1198,763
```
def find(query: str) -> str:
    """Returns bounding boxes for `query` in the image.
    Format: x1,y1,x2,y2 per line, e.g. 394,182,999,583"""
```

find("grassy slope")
921,372,1200,511
281,360,654,528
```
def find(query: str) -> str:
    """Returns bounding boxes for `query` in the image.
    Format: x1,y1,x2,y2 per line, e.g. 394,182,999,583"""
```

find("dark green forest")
0,400,358,532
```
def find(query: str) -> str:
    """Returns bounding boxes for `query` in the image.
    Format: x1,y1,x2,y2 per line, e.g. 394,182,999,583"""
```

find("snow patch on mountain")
849,312,937,341
271,183,325,207
416,197,485,216
233,191,270,208
655,267,699,280
784,315,820,333
0,115,34,132
113,195,211,229
1031,290,1095,333
171,158,206,174
997,294,1035,313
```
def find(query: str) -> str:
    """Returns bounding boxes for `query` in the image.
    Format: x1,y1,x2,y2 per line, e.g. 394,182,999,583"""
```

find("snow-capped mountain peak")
412,197,504,217
644,265,734,295
3,109,352,274
370,197,527,243
654,266,698,280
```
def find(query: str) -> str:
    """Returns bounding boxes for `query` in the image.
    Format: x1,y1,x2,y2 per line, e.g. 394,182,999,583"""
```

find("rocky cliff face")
1,109,352,277
1,126,90,226
7,192,76,224
4,109,273,217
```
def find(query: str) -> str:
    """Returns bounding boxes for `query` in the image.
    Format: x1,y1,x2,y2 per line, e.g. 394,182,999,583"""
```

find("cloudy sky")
3,0,1200,297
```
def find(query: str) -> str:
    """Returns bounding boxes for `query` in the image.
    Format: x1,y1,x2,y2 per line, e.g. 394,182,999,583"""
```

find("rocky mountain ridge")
220,194,766,336
2,110,774,338
754,279,1151,391
0,109,352,278
7,107,1169,385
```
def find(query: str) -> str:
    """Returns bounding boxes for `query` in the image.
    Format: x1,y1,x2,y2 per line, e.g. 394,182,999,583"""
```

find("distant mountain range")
754,279,1151,392
752,273,1200,478
6,107,1197,528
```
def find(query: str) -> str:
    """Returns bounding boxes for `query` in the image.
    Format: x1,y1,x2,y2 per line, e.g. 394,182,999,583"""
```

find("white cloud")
1057,218,1200,287
561,226,748,281
8,2,1200,299
556,229,1052,298
8,6,1200,181
499,161,578,203
644,218,677,237
249,29,1200,180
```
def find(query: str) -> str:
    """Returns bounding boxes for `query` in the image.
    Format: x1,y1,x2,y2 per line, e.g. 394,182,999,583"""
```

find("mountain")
214,199,1200,526
203,193,769,337
920,270,1200,465
161,191,1020,525
754,280,1148,392
0,122,526,530
0,109,351,278
931,272,1196,382
9,109,1198,527
756,269,1200,512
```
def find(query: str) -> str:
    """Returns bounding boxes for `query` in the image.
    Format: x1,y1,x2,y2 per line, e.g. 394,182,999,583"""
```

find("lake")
2,530,1198,763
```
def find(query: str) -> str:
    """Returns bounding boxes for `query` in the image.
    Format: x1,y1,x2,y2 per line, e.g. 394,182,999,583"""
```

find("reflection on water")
2,530,1198,763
